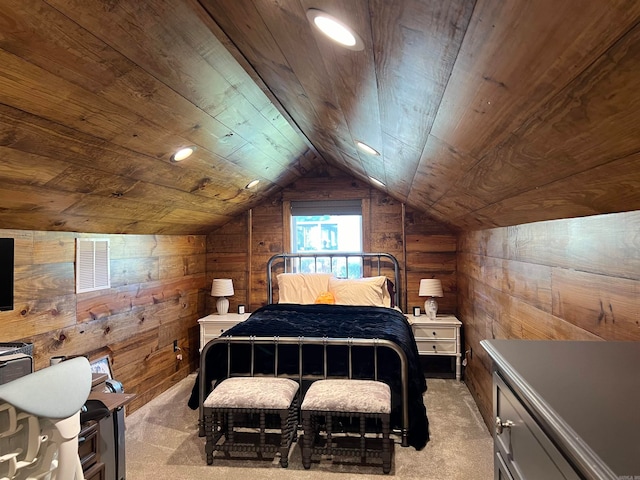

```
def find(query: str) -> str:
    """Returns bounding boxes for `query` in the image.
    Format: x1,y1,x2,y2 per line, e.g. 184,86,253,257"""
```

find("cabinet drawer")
83,461,105,480
496,451,517,480
494,373,579,480
78,421,99,470
416,339,456,354
412,325,455,339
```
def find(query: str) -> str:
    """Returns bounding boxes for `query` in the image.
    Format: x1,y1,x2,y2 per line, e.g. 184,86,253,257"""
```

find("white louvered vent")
76,238,111,293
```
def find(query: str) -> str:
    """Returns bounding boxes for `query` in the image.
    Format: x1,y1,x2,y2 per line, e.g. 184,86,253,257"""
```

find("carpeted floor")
125,373,493,479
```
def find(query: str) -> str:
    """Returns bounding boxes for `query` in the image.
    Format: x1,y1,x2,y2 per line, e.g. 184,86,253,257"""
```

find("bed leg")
198,417,205,437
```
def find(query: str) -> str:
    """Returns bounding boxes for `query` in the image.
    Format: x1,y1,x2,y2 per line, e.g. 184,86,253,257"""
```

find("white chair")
0,357,92,480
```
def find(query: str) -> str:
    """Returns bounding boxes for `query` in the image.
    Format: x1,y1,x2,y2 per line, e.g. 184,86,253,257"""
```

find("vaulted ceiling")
1,0,639,235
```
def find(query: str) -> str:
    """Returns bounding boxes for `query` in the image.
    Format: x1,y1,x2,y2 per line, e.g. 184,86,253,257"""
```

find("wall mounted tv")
0,238,14,311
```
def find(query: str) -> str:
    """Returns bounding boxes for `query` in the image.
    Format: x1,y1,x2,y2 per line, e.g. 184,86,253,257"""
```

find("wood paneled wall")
458,211,640,428
0,229,207,413
206,169,457,315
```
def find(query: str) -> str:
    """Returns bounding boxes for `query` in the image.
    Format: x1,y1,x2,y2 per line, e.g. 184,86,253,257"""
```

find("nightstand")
198,312,251,351
407,314,462,380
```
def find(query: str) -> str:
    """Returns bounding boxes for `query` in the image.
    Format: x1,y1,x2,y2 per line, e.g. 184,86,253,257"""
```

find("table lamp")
211,278,234,315
419,279,443,320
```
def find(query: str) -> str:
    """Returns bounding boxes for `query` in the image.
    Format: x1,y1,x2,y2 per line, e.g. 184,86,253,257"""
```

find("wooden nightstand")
198,312,251,351
407,314,462,380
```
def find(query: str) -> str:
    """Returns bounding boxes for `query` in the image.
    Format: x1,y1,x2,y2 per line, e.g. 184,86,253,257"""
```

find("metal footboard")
198,335,410,447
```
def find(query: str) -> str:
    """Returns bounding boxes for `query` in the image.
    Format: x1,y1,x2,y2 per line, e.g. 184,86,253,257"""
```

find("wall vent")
76,238,111,293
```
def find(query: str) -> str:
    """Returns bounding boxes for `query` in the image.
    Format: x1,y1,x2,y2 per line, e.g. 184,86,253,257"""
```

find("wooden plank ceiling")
1,0,639,234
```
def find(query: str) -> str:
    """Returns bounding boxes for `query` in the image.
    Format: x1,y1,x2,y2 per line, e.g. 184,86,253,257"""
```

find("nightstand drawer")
201,333,218,347
201,321,238,351
412,325,456,339
416,339,456,354
206,322,236,335
199,313,251,351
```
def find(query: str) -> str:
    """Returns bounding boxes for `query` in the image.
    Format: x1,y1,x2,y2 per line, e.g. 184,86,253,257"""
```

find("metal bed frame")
266,252,401,307
198,252,411,447
199,335,410,447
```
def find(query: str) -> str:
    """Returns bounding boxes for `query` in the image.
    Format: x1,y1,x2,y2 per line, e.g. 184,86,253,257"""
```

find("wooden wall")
458,211,640,428
0,229,207,413
207,169,457,314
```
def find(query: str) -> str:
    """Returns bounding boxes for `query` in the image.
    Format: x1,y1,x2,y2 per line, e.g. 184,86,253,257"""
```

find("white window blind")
76,238,111,293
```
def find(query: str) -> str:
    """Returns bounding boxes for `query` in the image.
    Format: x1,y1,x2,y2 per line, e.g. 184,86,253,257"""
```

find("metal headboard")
267,252,400,307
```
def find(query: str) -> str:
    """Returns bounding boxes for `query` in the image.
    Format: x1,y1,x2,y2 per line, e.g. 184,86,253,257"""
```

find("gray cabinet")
482,339,640,480
493,373,579,479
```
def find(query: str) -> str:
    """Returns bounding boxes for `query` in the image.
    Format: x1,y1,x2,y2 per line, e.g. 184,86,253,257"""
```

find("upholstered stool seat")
300,379,392,474
203,377,299,467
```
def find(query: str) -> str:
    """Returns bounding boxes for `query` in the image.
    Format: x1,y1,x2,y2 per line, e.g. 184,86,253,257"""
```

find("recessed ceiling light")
306,9,364,51
369,176,386,188
171,146,196,162
245,179,260,189
356,141,380,156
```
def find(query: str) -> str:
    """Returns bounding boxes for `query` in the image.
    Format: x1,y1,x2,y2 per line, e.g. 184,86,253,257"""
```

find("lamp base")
425,297,438,320
216,297,229,315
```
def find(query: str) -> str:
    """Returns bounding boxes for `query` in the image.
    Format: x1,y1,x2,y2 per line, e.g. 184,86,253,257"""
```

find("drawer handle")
432,331,436,336
495,416,514,435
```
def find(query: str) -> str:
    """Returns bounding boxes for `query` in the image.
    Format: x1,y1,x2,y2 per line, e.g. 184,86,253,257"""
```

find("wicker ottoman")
300,379,392,474
203,377,299,467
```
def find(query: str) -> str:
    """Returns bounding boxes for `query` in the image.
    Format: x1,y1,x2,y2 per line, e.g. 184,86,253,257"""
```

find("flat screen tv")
0,238,14,311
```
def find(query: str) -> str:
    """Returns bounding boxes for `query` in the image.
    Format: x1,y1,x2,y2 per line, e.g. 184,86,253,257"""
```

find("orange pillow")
314,291,335,304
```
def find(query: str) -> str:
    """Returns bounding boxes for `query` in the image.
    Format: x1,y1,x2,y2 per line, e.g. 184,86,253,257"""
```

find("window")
290,200,363,277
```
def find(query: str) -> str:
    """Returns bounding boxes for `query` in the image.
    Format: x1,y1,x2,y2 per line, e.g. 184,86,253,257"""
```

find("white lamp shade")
211,278,234,297
419,279,443,297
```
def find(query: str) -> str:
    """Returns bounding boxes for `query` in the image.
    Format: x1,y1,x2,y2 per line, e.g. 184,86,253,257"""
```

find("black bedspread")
188,303,429,449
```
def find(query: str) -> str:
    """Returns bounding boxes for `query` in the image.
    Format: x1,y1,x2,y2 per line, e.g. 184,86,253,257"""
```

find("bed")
190,252,429,450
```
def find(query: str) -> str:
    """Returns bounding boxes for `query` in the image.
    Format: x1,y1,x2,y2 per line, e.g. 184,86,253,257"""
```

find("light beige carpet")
125,374,493,479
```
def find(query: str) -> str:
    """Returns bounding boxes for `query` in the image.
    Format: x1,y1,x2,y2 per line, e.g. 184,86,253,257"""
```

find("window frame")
284,198,370,254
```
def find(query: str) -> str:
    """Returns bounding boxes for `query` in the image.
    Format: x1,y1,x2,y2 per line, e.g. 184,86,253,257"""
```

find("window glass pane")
290,212,363,277
332,256,362,278
292,215,362,253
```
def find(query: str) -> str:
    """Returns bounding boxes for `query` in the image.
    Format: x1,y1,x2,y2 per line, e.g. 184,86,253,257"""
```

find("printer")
0,343,33,385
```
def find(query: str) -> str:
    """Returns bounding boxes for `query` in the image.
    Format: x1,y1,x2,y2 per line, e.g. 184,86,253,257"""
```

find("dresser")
87,374,136,480
198,312,251,351
407,314,462,380
482,339,640,480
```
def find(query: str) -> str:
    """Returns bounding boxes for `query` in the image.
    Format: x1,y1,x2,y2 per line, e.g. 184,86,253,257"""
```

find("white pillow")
277,273,332,304
328,276,389,307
